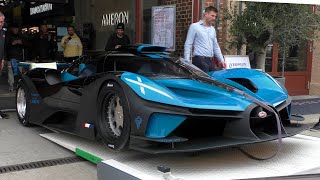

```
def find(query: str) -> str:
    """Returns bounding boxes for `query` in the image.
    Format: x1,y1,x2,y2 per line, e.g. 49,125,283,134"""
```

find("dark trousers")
64,56,79,63
192,56,215,73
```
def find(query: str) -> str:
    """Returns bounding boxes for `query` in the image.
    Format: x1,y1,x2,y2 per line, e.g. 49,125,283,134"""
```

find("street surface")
0,112,97,180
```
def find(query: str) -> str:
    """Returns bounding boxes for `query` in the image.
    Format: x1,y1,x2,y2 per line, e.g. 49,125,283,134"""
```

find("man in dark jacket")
6,24,25,61
0,11,9,119
33,24,56,62
105,23,130,51
0,11,6,72
5,23,26,91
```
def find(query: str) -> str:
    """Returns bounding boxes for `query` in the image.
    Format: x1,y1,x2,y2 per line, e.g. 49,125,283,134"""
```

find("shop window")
142,0,162,44
277,42,307,72
265,44,273,72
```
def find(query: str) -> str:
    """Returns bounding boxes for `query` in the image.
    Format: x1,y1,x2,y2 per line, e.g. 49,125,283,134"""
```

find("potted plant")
226,2,320,78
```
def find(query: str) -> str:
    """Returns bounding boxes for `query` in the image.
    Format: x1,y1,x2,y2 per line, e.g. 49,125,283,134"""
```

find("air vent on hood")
228,78,258,93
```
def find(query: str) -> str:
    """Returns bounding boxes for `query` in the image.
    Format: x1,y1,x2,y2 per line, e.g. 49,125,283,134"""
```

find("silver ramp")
40,132,320,180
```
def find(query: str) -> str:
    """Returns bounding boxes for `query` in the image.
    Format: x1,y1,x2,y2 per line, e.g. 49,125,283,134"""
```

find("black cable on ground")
232,88,286,161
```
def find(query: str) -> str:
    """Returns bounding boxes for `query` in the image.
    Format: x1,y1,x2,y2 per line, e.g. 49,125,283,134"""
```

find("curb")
0,109,16,112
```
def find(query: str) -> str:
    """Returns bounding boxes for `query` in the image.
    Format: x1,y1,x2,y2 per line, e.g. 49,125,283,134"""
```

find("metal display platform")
40,131,320,180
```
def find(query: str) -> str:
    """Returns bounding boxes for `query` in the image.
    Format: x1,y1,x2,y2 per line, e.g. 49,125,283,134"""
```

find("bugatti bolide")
13,45,308,154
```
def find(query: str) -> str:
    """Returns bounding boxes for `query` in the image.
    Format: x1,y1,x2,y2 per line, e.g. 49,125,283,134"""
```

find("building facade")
73,0,319,96
310,32,320,95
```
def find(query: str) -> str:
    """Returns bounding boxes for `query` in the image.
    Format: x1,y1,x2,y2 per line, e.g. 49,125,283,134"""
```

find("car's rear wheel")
97,81,131,151
16,82,31,126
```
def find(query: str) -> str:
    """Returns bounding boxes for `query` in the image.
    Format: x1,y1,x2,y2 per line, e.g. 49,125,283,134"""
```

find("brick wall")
204,0,228,54
310,32,320,95
159,0,193,56
159,0,228,56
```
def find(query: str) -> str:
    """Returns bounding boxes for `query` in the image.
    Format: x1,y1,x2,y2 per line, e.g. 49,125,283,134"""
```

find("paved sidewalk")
0,82,15,110
0,73,16,110
291,98,320,115
291,95,320,100
0,112,97,180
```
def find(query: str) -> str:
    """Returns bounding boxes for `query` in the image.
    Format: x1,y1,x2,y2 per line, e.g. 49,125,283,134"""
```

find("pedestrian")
61,26,83,63
6,23,25,61
184,6,226,73
33,24,56,62
0,11,9,119
6,23,26,91
0,11,6,73
105,23,130,50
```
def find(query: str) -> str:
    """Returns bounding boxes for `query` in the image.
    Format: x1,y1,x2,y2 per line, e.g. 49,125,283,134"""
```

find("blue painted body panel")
61,71,78,82
121,68,289,111
121,68,290,139
145,113,186,138
121,72,253,111
144,54,164,59
137,44,166,53
210,68,289,107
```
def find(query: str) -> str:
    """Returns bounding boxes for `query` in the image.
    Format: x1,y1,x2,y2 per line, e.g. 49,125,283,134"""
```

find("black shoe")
0,112,9,119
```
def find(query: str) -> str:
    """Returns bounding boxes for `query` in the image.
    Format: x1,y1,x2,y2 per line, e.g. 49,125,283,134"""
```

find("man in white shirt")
184,6,226,72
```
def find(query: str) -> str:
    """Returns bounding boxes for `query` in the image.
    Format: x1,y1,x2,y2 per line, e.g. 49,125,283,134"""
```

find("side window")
96,56,115,73
115,57,143,73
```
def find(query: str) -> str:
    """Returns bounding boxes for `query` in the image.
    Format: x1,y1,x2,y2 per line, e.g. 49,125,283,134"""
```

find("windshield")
107,56,209,79
95,55,212,80
174,57,211,78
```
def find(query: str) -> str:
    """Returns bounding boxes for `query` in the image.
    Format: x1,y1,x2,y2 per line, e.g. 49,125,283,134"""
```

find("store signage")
30,3,53,15
224,55,251,69
101,11,129,26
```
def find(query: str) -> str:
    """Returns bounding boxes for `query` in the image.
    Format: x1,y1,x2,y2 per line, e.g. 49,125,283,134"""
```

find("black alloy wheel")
97,81,131,151
16,82,31,126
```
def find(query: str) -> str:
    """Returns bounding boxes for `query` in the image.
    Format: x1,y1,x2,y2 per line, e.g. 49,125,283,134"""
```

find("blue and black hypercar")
13,45,308,154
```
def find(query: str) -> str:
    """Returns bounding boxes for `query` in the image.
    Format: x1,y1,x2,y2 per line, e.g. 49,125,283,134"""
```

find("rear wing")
10,59,69,82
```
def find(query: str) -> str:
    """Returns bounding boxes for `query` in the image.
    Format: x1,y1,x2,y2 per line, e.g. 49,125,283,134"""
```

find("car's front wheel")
97,81,131,151
16,82,31,126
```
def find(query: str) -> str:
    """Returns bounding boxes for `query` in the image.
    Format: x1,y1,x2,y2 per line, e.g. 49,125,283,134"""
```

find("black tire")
16,82,31,126
97,81,131,151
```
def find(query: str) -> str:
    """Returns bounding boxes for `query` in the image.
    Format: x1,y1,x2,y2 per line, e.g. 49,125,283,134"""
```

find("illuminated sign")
30,3,53,15
101,11,129,27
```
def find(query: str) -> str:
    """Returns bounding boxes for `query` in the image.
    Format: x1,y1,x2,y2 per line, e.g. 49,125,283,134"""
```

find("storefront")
74,0,190,52
74,0,136,50
7,1,75,60
74,0,319,96
25,1,74,27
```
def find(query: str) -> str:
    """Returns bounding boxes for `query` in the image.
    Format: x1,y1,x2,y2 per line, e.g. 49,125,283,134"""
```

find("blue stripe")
156,54,171,58
137,45,151,53
144,54,162,59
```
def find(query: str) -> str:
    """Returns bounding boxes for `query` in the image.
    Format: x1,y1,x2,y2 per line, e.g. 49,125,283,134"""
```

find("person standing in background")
0,11,6,72
6,23,26,91
33,24,56,62
61,26,83,63
6,23,25,61
0,11,9,118
184,6,226,73
105,23,130,50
